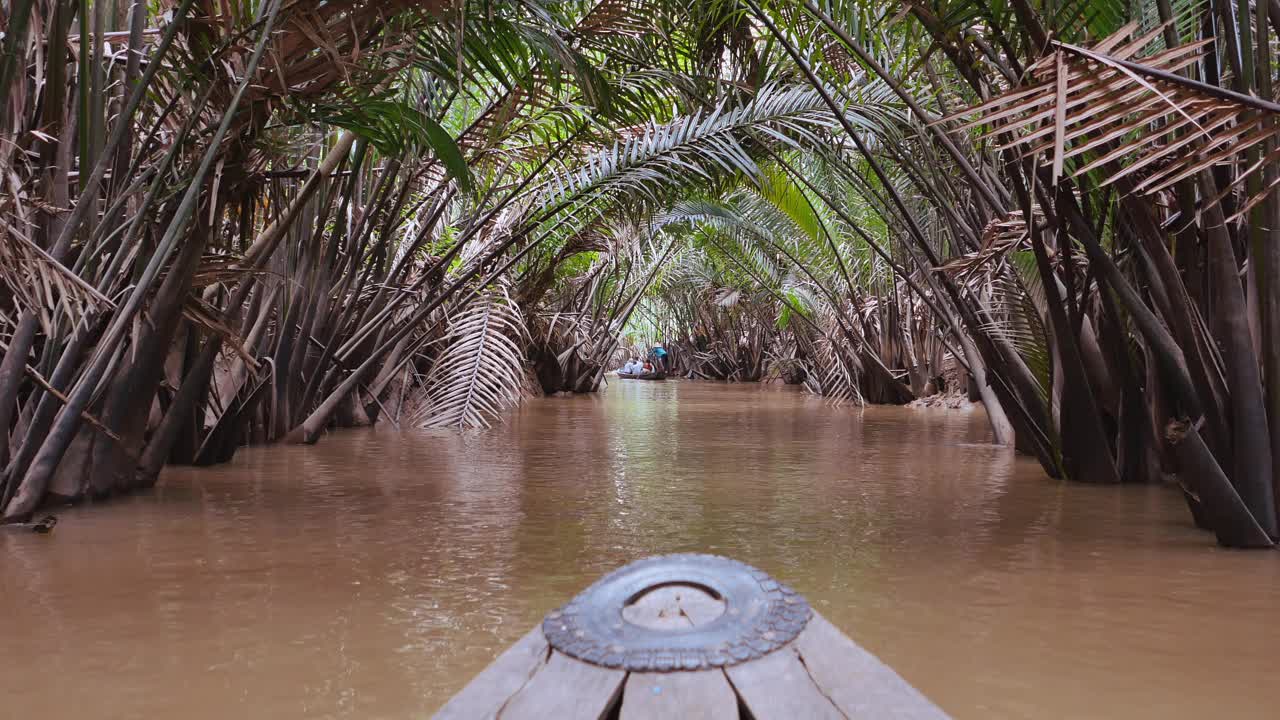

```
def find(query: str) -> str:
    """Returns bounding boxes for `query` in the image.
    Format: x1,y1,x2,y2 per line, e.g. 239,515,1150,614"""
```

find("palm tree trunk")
1254,0,1280,531
0,317,39,468
1199,171,1278,537
3,0,282,519
1170,420,1273,547
1030,193,1119,483
90,217,209,495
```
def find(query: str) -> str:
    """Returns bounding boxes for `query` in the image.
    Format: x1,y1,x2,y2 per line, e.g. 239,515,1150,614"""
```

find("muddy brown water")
3,381,1278,719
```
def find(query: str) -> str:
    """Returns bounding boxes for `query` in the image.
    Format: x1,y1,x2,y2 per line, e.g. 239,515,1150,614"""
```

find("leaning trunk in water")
1198,171,1277,538
88,213,212,496
3,0,282,520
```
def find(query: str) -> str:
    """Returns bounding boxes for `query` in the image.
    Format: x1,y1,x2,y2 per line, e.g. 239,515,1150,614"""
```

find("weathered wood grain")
620,670,738,719
499,649,627,720
623,585,696,629
621,584,726,629
437,584,948,720
795,613,950,719
431,626,549,720
675,588,727,626
726,643,844,720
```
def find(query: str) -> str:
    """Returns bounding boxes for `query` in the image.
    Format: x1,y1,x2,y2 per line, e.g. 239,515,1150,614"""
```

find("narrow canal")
2,382,1276,718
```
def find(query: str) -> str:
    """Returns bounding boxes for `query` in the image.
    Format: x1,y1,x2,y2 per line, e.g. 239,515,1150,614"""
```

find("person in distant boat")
650,344,669,373
620,358,643,375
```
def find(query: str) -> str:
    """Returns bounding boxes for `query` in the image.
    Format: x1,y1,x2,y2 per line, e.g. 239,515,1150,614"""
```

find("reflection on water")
2,381,1277,719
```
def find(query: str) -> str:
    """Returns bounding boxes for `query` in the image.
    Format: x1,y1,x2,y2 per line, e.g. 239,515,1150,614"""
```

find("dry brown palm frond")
935,207,1083,284
0,224,116,334
181,295,260,370
187,252,265,288
939,24,1280,215
0,334,123,444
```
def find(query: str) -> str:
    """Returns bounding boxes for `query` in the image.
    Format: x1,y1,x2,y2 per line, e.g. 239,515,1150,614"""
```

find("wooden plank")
674,589,726,626
432,626,549,720
621,584,726,629
499,649,627,720
795,613,950,719
622,585,696,629
725,643,844,720
620,670,738,720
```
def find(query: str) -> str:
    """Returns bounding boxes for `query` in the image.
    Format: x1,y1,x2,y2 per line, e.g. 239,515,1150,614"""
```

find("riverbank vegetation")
1,0,1277,546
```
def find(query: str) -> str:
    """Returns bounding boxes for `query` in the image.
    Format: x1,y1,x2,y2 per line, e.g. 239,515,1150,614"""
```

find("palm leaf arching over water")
941,22,1280,216
535,84,837,208
417,287,530,429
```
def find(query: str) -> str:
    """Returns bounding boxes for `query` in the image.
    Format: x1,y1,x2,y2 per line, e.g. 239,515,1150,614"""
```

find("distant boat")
615,370,667,381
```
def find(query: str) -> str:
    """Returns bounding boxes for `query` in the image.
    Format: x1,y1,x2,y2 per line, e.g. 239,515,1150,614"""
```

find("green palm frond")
979,251,1052,405
301,91,471,190
805,332,864,405
535,83,837,208
0,228,116,335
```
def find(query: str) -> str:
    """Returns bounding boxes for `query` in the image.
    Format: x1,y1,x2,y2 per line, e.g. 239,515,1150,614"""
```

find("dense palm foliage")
1,0,1278,547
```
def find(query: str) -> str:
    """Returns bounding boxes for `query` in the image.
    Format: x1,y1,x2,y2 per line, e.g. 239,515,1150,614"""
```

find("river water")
2,381,1277,718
